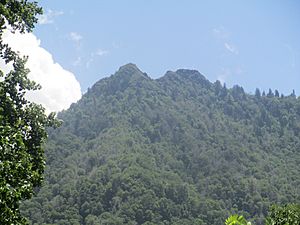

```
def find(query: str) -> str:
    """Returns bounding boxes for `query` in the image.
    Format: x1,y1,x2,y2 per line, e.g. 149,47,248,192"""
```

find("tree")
265,204,300,225
267,89,274,98
290,89,296,98
226,204,300,225
0,1,59,223
0,0,42,62
225,215,252,225
255,88,261,98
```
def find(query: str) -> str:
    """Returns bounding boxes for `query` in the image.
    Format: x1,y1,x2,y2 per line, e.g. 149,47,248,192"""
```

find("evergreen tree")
267,88,274,97
255,88,261,98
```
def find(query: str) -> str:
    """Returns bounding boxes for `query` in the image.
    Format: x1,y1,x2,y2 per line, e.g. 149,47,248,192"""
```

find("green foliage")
0,0,42,33
225,215,251,225
265,204,300,225
21,64,300,224
226,204,300,225
0,0,42,63
0,1,59,224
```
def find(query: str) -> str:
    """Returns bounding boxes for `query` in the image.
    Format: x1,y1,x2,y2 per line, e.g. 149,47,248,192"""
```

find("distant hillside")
21,63,300,225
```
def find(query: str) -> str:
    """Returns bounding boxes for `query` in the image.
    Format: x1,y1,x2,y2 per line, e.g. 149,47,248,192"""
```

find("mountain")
21,63,300,225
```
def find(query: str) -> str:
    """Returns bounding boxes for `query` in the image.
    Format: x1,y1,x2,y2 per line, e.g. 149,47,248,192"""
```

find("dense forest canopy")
21,64,300,224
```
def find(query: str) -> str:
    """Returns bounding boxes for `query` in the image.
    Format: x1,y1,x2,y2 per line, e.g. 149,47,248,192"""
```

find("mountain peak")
114,63,150,82
175,68,205,80
160,68,210,88
117,63,143,75
27,63,300,225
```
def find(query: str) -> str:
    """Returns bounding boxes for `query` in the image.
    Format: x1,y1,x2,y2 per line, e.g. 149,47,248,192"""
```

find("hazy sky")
33,0,299,97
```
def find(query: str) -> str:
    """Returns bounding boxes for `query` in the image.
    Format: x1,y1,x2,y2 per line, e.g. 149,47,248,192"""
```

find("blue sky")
34,0,299,96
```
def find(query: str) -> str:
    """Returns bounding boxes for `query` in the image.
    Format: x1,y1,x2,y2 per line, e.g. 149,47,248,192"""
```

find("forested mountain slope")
21,63,300,225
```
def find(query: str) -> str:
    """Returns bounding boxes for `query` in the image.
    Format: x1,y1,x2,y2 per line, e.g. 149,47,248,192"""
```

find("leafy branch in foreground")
0,0,60,224
265,204,300,225
225,214,252,225
226,204,300,225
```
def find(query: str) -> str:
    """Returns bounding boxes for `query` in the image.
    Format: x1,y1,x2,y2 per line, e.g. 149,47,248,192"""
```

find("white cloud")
213,26,240,55
1,30,82,113
86,58,93,69
216,66,243,85
72,56,82,66
86,49,109,68
69,32,83,50
96,49,108,56
217,68,230,85
212,26,230,39
284,44,297,68
224,42,239,55
70,32,83,42
38,9,63,25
